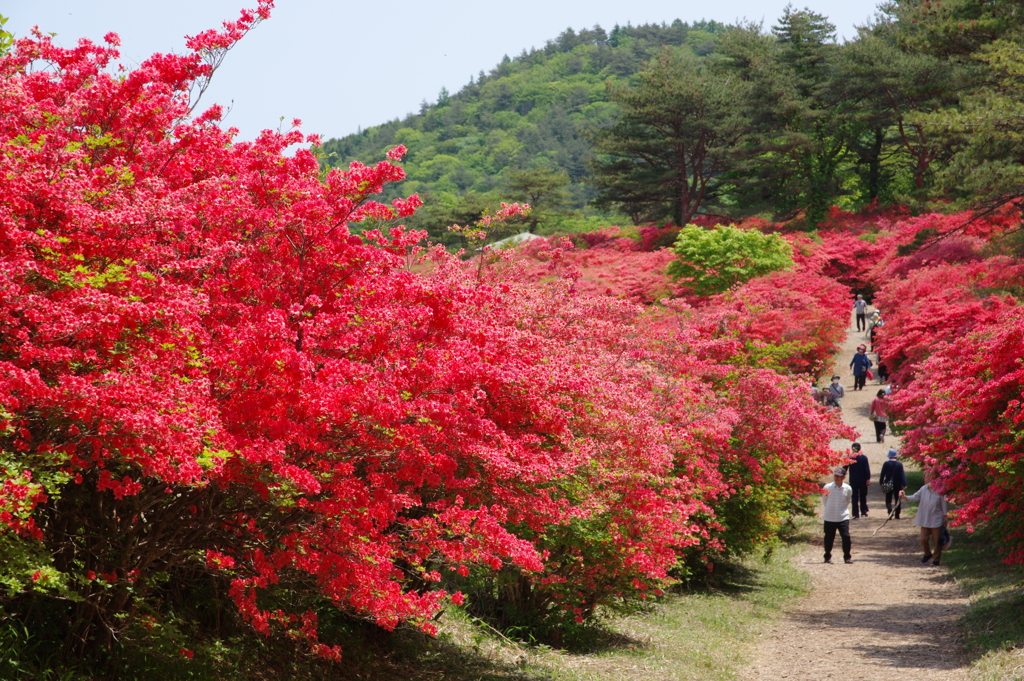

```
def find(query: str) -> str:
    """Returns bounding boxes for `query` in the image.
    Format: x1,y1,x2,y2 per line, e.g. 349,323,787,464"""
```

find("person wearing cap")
847,443,871,518
827,375,844,409
853,294,868,331
821,465,853,563
879,448,907,519
900,472,949,566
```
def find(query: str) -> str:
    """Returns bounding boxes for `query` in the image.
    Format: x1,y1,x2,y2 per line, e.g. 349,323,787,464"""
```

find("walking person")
879,448,907,519
850,347,872,391
822,466,853,563
847,443,871,519
853,294,868,331
900,472,949,566
869,390,889,443
876,359,889,384
827,374,844,409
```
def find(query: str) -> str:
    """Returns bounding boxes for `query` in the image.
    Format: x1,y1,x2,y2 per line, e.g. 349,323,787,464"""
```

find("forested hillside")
320,21,729,244
323,1,1024,241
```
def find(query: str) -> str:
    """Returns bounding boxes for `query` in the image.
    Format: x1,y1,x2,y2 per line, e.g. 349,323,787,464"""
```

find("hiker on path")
876,359,890,384
827,374,844,409
847,443,871,519
869,390,889,443
822,466,853,563
850,347,873,391
879,448,906,520
900,473,949,566
853,294,868,331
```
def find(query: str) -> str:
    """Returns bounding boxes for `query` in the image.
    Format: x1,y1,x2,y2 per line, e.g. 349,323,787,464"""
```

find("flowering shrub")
0,6,855,661
890,305,1024,562
861,209,1024,564
714,269,852,377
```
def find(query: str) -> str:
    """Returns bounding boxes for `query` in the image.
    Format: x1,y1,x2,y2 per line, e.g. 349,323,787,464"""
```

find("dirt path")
744,312,971,680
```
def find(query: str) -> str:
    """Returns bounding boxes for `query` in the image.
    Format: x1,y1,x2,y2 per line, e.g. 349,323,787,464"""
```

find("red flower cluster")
819,210,1024,563
0,7,854,659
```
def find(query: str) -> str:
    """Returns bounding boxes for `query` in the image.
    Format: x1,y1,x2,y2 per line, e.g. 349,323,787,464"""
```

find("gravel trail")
744,314,971,680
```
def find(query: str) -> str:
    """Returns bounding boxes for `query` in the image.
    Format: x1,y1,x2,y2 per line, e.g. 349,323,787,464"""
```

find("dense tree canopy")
588,49,749,225
318,0,1024,233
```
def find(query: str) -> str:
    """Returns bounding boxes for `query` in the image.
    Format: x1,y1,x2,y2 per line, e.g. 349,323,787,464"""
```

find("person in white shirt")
853,294,869,331
900,472,949,566
821,466,854,563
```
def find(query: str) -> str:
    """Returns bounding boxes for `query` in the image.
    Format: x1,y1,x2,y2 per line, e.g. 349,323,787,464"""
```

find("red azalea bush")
515,236,683,303
0,7,854,662
861,209,1024,563
871,258,1024,380
712,269,852,377
889,305,1024,562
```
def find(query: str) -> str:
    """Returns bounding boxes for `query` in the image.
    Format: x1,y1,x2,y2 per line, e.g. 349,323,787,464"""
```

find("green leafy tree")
718,8,856,226
884,0,1024,215
667,224,794,295
833,26,963,204
588,48,750,225
504,166,574,232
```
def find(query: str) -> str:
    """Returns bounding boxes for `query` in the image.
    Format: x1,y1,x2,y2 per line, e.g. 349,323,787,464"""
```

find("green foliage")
0,15,12,56
667,224,794,295
715,10,856,227
882,0,1024,214
320,22,732,242
588,48,750,225
504,166,573,232
323,4,1024,233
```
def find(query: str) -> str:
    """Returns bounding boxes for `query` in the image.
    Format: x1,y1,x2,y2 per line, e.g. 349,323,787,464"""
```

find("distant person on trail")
869,390,889,443
900,472,949,566
853,294,868,331
850,347,872,391
879,448,906,520
847,443,871,519
877,359,890,384
822,466,853,564
827,375,844,409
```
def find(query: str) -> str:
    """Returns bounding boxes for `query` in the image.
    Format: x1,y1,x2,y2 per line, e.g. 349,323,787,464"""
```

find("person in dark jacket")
876,359,890,384
849,347,873,391
879,448,907,519
847,443,871,519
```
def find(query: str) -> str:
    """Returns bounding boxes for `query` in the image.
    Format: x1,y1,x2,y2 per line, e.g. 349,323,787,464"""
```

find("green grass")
943,527,1024,681
420,534,812,681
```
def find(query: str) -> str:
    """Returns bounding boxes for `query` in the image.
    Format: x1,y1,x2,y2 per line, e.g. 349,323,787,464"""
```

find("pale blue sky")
5,0,882,142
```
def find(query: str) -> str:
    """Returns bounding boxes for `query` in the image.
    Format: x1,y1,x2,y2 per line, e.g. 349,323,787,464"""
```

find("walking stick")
872,497,901,536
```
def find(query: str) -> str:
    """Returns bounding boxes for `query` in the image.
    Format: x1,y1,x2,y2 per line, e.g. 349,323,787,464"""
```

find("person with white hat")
821,465,854,563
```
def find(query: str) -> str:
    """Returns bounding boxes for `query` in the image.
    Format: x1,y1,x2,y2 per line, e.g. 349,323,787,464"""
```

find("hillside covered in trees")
320,21,729,245
323,1,1024,243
